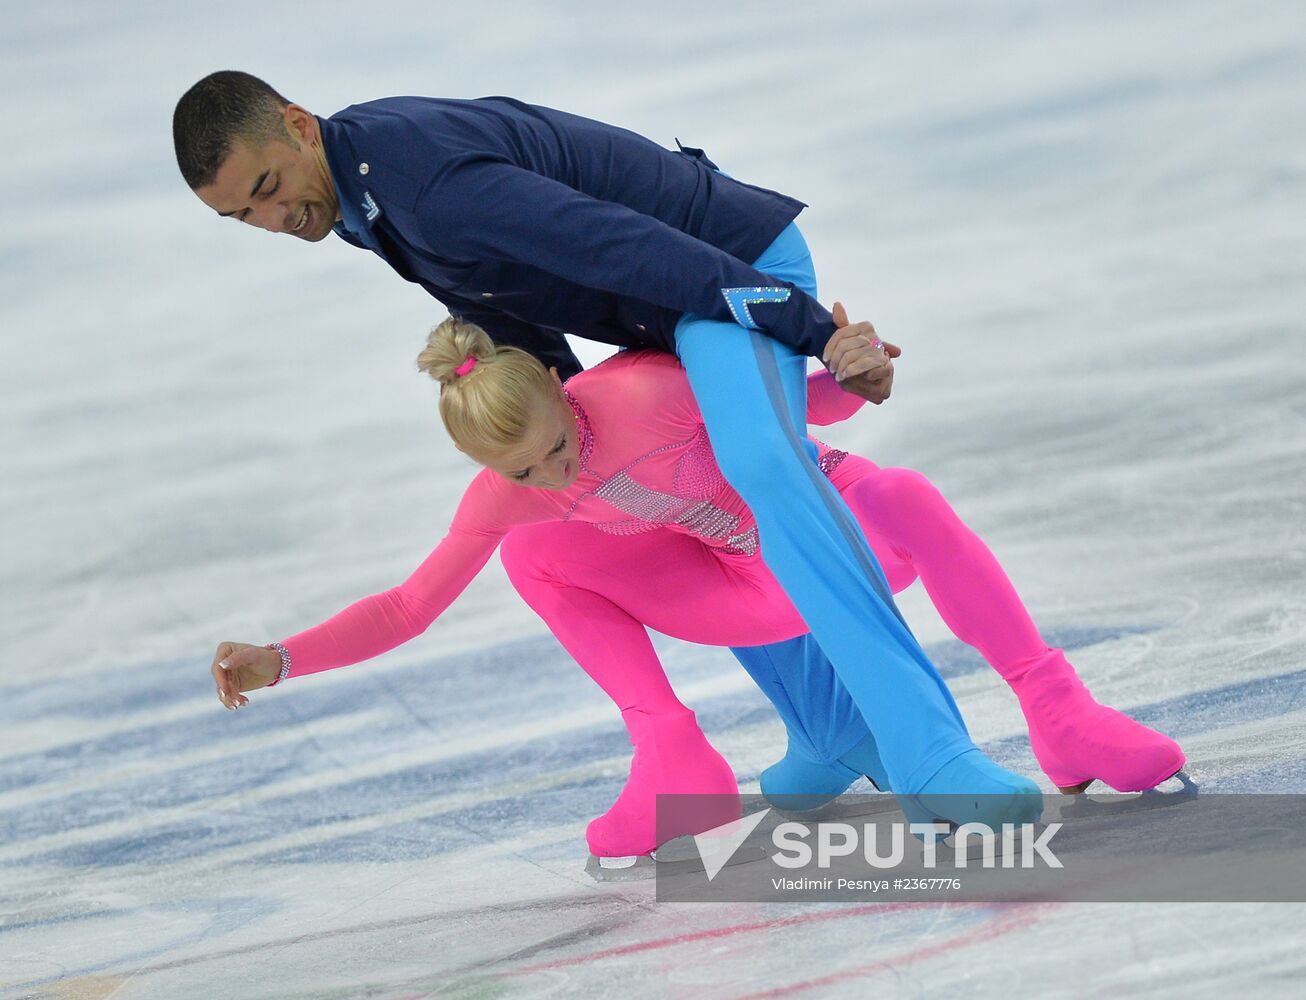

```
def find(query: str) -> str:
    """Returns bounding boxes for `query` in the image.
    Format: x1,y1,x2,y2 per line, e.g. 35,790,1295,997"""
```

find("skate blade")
1057,768,1197,797
1142,769,1199,797
585,839,768,883
1057,779,1096,795
1056,769,1198,820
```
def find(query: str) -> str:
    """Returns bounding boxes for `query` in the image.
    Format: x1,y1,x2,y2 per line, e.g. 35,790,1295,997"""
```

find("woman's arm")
210,470,529,708
278,528,502,677
806,368,869,427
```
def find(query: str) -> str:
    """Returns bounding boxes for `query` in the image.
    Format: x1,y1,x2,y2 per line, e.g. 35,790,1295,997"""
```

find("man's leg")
674,227,1036,820
730,638,884,801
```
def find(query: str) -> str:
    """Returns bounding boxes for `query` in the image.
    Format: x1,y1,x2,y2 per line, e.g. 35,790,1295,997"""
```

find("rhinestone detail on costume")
564,387,595,470
819,449,849,476
265,641,292,687
562,390,842,557
721,286,792,330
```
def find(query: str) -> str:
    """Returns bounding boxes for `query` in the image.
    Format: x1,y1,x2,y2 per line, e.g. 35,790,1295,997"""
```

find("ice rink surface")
2,1,1304,996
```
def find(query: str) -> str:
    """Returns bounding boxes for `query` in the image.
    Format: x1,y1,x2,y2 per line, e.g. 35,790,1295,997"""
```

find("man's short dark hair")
173,71,293,189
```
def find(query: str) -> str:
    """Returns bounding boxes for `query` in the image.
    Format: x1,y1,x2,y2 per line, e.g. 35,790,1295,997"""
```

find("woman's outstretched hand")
210,642,280,710
823,302,900,404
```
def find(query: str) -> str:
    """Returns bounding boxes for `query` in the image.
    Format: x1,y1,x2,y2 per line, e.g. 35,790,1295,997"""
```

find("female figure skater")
212,320,1182,859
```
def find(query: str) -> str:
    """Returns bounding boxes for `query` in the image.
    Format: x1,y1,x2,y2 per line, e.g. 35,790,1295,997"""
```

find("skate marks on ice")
3,818,1044,999
4,888,646,999
0,616,1214,870
2,626,1305,875
6,889,1059,1000
1,682,1302,990
4,637,1305,996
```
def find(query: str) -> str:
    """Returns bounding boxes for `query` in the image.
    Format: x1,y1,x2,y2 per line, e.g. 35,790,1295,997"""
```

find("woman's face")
482,387,581,491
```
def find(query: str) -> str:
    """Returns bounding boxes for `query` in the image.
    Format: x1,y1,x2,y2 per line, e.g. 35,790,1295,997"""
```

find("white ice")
2,1,1304,997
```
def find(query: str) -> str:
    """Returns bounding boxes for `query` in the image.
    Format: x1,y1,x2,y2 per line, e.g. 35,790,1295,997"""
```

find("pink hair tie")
454,354,478,377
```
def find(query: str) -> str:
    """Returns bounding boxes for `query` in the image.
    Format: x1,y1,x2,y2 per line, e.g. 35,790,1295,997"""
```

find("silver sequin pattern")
563,391,847,557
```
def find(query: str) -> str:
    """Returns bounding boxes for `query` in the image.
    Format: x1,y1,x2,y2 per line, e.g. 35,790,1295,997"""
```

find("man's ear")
283,103,316,145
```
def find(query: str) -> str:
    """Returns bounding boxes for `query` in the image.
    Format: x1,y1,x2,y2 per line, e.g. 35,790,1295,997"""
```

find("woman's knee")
858,467,952,527
499,525,561,584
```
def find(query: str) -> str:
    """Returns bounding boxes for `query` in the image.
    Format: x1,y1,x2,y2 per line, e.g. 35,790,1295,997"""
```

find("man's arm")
416,161,837,360
821,302,900,405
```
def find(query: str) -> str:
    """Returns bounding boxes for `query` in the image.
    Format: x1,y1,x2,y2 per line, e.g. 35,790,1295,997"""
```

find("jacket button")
636,324,647,332
358,163,370,175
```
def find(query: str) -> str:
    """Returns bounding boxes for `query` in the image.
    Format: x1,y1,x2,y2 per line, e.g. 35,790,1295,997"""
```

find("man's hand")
210,642,280,710
822,302,900,404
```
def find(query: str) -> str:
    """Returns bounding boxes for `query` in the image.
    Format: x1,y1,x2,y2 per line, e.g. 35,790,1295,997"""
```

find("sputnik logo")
693,808,771,881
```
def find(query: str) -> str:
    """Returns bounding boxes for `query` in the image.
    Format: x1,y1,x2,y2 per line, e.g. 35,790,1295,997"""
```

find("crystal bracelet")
265,641,292,687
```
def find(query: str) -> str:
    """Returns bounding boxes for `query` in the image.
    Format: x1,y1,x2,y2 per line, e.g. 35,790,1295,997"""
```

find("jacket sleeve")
416,161,837,360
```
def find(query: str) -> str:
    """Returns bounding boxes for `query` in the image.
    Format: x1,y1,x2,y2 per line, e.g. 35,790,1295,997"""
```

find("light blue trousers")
680,223,974,793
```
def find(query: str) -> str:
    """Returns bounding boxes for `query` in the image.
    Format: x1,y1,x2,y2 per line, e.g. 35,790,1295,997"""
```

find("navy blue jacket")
321,96,836,379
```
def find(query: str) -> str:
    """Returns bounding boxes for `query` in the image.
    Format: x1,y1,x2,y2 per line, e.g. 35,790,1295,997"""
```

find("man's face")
195,106,340,242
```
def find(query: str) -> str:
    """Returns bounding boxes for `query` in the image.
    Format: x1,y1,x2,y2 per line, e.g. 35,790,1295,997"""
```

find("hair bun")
416,318,496,385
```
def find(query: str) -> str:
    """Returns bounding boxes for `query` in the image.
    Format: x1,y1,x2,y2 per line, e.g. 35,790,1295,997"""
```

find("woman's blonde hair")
415,317,558,459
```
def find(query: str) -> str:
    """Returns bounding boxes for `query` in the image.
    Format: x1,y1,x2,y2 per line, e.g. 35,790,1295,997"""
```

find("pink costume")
278,352,868,849
280,352,866,675
279,351,1183,855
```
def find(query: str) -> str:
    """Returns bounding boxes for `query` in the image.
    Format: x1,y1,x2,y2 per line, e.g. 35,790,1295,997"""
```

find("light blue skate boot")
761,731,892,811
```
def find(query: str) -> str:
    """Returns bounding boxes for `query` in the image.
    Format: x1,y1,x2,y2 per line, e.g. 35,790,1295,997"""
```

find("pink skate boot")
586,708,740,859
1007,648,1186,793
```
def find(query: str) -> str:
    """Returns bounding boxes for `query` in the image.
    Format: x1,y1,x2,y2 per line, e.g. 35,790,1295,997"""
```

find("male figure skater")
176,72,1045,851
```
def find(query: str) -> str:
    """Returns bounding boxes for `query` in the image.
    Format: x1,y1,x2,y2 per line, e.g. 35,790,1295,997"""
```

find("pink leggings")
500,456,1048,724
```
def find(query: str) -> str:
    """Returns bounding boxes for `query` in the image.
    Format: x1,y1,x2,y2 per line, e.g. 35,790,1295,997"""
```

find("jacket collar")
319,115,383,253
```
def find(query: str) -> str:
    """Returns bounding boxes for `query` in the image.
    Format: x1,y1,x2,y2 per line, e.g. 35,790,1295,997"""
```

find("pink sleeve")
579,352,864,434
806,369,868,426
280,470,534,678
